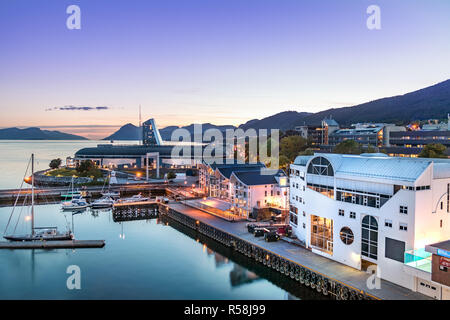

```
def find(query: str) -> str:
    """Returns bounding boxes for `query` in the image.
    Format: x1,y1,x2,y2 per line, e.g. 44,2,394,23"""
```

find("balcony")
404,248,432,273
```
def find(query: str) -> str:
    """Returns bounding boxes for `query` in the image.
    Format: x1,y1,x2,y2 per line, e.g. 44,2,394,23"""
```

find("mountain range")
0,127,88,140
107,79,449,140
3,79,449,140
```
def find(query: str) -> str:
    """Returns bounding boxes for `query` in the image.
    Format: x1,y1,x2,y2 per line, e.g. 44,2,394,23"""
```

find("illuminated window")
340,227,354,245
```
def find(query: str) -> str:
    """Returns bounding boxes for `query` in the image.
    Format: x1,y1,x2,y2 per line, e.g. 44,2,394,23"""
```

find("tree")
333,140,362,154
299,148,315,156
280,135,308,162
49,158,62,169
166,171,177,180
76,160,96,174
278,155,290,170
419,143,447,158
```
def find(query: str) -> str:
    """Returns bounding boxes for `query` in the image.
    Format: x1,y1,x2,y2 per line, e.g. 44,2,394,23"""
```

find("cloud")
45,106,110,111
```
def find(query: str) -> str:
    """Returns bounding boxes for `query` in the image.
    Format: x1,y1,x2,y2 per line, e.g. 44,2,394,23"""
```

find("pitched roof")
207,161,265,170
217,165,263,179
232,169,286,186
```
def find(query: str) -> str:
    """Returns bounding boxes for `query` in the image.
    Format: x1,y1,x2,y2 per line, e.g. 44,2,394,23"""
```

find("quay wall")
159,204,378,300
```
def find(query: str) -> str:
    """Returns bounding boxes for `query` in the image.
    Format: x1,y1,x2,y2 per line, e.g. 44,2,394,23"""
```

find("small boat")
4,227,73,242
101,191,120,198
91,196,115,209
118,193,149,203
62,198,89,211
61,190,82,200
4,154,73,242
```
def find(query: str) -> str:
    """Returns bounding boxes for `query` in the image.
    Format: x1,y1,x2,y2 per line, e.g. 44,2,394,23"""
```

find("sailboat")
61,176,82,200
3,154,73,242
61,175,88,210
101,171,119,198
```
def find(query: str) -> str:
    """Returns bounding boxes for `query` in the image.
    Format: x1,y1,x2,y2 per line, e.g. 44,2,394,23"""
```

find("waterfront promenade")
165,202,430,300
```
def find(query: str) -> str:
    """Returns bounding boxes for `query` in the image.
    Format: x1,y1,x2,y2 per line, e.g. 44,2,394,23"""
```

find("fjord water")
0,141,322,299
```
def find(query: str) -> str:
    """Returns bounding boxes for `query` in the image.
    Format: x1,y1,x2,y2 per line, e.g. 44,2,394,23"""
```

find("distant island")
3,79,450,141
104,123,236,141
0,127,88,140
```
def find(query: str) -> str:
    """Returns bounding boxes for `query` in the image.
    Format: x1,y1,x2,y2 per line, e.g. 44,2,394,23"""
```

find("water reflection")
161,215,329,300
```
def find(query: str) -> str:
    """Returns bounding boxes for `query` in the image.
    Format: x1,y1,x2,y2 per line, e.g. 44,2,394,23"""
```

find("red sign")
440,257,450,268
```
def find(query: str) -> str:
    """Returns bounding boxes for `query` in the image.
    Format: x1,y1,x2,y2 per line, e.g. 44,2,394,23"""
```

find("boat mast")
31,153,35,236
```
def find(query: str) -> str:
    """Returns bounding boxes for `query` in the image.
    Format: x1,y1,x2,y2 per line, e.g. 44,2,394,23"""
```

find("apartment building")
199,161,289,219
328,123,405,147
289,153,450,299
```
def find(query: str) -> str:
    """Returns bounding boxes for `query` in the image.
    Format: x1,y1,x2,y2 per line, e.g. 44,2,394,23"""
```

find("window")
338,209,345,217
399,223,408,231
311,215,333,254
340,227,354,245
362,215,378,260
289,212,298,225
303,223,306,229
307,156,334,176
385,219,393,228
265,191,267,196
385,238,405,263
350,212,356,219
400,206,408,214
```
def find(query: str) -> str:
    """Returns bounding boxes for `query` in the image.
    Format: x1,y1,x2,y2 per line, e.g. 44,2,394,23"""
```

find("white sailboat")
3,154,73,242
101,171,119,198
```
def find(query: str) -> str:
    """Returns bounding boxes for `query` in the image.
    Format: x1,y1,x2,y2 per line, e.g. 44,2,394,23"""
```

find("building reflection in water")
203,245,261,288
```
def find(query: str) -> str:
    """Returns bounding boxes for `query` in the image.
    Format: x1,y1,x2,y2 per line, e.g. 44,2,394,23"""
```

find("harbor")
159,201,431,300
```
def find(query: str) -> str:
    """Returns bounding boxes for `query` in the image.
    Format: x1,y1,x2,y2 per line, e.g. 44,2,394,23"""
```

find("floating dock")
113,201,157,207
159,202,431,300
0,240,105,249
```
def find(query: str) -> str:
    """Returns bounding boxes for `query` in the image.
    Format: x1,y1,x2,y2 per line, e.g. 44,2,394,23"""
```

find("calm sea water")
0,141,324,300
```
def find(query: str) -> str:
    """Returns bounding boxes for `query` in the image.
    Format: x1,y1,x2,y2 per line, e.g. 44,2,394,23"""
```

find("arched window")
340,227,354,245
361,215,378,260
307,157,334,176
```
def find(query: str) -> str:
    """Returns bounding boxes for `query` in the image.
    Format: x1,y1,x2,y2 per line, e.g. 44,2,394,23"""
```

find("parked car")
254,228,266,237
264,231,280,242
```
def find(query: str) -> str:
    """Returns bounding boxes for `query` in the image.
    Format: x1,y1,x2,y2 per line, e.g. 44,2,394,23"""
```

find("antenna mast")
139,105,142,145
31,153,35,235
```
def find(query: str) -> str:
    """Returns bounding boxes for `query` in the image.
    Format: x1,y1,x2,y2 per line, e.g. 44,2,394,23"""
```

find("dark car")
264,231,280,242
254,228,266,237
247,224,256,234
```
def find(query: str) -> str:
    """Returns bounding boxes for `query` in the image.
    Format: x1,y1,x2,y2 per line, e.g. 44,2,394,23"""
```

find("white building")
199,161,289,219
230,169,289,218
289,153,450,299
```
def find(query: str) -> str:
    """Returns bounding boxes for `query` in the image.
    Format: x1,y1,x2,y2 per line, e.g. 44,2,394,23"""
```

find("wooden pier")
159,202,431,301
0,240,105,249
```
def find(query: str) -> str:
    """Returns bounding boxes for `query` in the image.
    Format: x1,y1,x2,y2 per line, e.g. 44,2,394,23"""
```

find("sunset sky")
0,0,449,139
